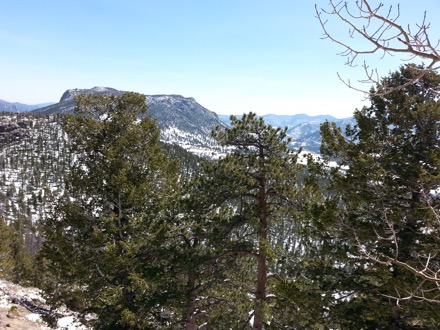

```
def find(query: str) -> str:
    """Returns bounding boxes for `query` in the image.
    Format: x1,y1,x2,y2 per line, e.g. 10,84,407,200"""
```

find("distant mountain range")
218,114,354,153
1,87,355,153
0,100,54,112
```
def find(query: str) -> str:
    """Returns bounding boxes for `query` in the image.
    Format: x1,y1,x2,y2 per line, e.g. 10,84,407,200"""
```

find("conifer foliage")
201,113,311,329
19,73,439,329
38,92,180,329
316,66,440,328
0,217,15,279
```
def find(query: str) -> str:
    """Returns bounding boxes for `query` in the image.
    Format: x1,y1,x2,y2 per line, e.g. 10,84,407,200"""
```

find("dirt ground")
0,279,87,330
0,279,50,329
0,304,49,329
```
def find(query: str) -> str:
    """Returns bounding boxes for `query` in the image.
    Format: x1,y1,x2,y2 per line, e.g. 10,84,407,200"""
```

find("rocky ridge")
32,87,226,157
3,86,356,154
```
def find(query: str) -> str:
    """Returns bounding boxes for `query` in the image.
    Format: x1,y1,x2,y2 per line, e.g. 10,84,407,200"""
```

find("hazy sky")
1,0,439,118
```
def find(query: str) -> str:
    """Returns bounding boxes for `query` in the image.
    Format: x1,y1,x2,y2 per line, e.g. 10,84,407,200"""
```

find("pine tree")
196,113,313,329
169,172,252,329
0,217,15,279
10,215,34,284
314,65,440,328
38,92,181,329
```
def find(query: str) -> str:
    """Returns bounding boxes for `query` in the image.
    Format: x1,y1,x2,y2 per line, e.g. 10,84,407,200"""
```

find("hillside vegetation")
0,66,439,329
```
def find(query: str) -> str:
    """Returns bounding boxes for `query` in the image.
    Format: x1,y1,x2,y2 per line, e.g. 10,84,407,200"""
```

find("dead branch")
343,198,440,305
355,226,440,304
315,0,440,96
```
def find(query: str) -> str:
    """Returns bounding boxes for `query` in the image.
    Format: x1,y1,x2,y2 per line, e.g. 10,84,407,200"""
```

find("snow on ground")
0,279,89,330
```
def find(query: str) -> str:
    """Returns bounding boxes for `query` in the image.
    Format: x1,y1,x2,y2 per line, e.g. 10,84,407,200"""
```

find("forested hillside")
0,66,439,329
0,113,70,220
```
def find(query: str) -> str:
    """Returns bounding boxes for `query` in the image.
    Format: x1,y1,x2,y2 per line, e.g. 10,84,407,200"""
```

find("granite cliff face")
58,87,123,102
147,94,219,134
33,88,221,133
30,87,124,116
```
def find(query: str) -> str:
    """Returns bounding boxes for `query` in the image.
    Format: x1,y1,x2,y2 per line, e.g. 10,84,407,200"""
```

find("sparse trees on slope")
38,92,181,329
317,65,440,328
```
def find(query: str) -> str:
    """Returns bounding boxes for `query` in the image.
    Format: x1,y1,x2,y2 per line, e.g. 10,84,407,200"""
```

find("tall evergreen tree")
38,92,181,329
313,65,440,328
197,113,313,329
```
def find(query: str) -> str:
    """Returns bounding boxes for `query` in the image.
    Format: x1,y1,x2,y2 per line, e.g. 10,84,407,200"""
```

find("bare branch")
343,199,440,305
316,0,440,95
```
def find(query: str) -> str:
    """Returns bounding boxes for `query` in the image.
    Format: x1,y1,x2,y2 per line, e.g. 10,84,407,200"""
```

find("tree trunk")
185,271,197,330
253,178,268,330
253,244,267,330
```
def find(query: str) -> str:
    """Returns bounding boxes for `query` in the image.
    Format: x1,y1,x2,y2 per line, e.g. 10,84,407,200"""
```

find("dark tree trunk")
253,176,268,330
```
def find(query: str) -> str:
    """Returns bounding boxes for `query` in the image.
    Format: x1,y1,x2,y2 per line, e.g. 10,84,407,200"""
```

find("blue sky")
1,0,439,118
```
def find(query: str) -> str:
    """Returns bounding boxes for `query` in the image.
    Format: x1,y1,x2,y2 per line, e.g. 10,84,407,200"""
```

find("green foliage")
193,113,315,329
312,65,440,329
0,217,15,279
38,92,182,329
0,211,35,284
10,227,34,284
24,77,440,329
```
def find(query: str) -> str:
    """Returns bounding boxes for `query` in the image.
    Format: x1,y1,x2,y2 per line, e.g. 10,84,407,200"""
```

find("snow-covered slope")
0,113,71,244
32,87,355,154
0,279,89,329
33,88,227,156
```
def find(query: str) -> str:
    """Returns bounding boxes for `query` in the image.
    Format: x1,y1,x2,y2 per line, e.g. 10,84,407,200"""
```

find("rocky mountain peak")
31,88,226,156
59,87,122,102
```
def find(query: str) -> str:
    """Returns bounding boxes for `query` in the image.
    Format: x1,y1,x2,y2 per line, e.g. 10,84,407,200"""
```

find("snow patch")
0,279,91,329
26,313,43,322
57,315,89,330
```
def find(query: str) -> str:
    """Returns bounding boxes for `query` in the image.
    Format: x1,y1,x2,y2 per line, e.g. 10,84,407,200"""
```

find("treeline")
1,66,439,329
